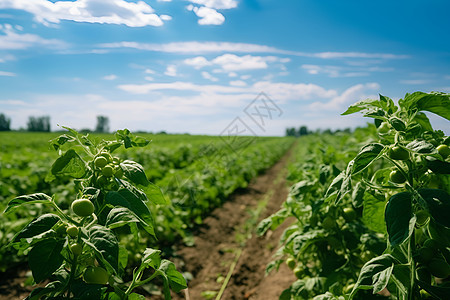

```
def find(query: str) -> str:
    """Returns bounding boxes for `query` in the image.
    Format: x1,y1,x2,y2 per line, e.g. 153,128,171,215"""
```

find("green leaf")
128,294,146,300
120,160,150,186
406,140,436,154
388,117,405,131
385,192,413,247
106,207,140,229
142,182,169,205
84,225,119,274
400,91,450,120
426,157,450,174
140,248,162,271
341,98,382,115
106,188,155,237
157,260,187,296
49,134,76,151
362,193,386,233
352,143,384,175
350,254,395,298
4,193,52,214
13,214,60,242
418,188,450,228
71,282,107,300
49,149,86,180
29,239,65,283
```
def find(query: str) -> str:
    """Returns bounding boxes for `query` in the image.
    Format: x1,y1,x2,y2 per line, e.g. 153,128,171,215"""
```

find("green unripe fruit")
286,258,296,270
293,267,303,279
389,170,406,184
55,223,67,235
437,144,450,158
388,146,409,161
70,243,83,256
66,225,79,238
427,259,450,278
343,207,357,222
114,167,123,179
83,266,109,284
322,216,335,230
377,122,390,134
99,152,112,162
71,199,94,217
94,156,108,168
102,165,114,177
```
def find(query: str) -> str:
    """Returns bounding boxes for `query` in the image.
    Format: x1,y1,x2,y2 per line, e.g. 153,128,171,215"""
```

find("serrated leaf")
29,239,65,283
5,193,52,214
349,254,395,298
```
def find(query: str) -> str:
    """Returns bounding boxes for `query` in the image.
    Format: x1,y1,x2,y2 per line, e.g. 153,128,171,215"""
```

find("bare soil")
171,144,297,300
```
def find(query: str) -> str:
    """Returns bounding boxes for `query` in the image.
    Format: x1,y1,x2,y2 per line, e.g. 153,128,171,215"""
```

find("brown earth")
170,143,297,300
0,143,298,300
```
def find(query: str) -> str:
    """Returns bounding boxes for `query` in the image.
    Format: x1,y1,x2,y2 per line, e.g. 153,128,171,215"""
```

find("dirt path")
172,143,297,300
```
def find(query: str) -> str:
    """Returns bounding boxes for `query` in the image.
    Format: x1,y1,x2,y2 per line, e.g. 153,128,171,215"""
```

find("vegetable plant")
3,127,187,299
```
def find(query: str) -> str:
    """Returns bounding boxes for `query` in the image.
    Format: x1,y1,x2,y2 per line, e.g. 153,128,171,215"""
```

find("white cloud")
229,80,246,86
184,56,211,69
144,76,154,81
309,83,380,111
228,72,237,77
0,23,67,50
0,70,16,76
164,65,177,76
201,71,218,81
98,41,408,60
189,0,238,9
212,54,268,71
103,74,117,80
144,68,156,74
0,0,168,27
240,74,251,80
189,6,225,25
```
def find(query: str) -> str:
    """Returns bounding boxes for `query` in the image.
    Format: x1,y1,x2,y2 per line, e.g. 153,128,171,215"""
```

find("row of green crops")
258,91,450,299
0,129,293,299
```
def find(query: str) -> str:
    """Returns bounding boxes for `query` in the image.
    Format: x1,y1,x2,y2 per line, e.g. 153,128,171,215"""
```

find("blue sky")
0,0,449,135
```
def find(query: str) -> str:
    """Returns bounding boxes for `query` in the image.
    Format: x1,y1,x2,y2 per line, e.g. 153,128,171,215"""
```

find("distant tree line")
285,125,310,137
285,125,353,137
0,113,110,133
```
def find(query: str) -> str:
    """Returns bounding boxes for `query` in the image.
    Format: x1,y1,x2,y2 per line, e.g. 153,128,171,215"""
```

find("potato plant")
3,127,186,299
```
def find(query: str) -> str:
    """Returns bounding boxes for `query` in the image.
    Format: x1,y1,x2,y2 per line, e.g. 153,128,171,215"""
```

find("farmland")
0,92,449,300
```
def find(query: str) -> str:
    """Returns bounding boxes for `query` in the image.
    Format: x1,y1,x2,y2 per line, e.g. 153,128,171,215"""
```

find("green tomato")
94,156,108,169
71,199,94,217
293,266,303,279
70,243,83,256
427,259,450,278
377,122,390,134
102,165,114,177
388,146,409,161
322,216,335,230
114,167,123,179
437,144,450,158
99,152,112,162
342,207,357,222
66,225,79,238
83,266,109,285
389,170,406,184
286,258,296,270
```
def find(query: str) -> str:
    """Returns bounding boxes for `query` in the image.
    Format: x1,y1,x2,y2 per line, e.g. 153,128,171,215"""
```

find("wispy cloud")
0,0,170,27
98,41,409,60
201,71,218,81
102,74,117,80
0,70,16,76
0,24,67,50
